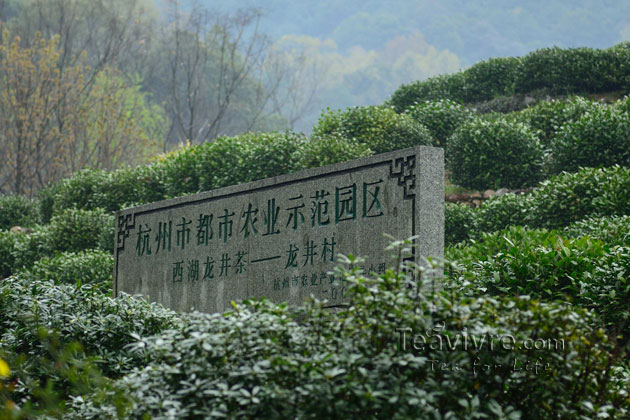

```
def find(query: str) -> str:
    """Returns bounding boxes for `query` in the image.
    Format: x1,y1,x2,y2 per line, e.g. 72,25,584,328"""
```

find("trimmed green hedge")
0,194,40,230
313,105,433,154
445,166,630,245
564,215,630,247
446,116,544,190
297,134,373,169
21,250,114,291
550,105,630,173
405,99,472,147
389,43,630,112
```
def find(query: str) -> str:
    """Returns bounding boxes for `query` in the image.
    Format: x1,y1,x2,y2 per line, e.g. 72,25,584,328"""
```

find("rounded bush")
197,131,306,191
388,72,467,112
47,208,114,253
444,202,477,246
518,96,600,143
22,250,114,289
298,134,373,169
313,105,433,154
405,99,472,147
550,105,630,173
446,117,544,190
461,56,521,102
0,195,40,230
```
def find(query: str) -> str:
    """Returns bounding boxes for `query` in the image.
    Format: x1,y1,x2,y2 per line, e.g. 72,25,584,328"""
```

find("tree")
0,30,163,196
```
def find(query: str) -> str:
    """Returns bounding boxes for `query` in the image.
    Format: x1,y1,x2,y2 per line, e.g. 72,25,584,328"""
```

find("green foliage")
70,255,629,419
0,276,177,405
517,96,600,143
297,134,373,169
389,43,630,110
446,117,544,190
22,250,114,291
452,166,630,240
388,73,467,112
564,215,630,247
405,99,472,147
448,226,630,339
47,208,114,254
461,56,522,102
444,202,476,246
0,230,18,279
9,226,55,276
314,105,434,154
529,166,630,229
40,166,168,221
0,195,39,230
474,193,533,236
550,105,630,173
197,131,306,191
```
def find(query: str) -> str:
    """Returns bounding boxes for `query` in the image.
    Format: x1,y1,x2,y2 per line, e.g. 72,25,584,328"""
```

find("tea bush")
564,215,630,247
517,96,600,143
0,276,178,404
21,250,114,291
69,257,629,419
0,194,40,230
405,99,472,147
448,226,630,340
444,202,476,245
550,105,630,173
461,56,521,102
47,208,114,254
0,230,18,278
446,117,544,189
388,73,467,112
297,134,373,169
313,106,433,154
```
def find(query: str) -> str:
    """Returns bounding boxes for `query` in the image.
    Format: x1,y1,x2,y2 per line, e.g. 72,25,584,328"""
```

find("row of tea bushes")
447,225,630,341
65,260,629,419
445,166,630,245
38,131,377,220
389,42,630,111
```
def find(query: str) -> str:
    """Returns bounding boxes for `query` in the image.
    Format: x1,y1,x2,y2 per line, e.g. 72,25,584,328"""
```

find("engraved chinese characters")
115,145,443,313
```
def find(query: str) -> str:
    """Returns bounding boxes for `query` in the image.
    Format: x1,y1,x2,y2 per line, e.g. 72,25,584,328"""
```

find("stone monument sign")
114,145,443,313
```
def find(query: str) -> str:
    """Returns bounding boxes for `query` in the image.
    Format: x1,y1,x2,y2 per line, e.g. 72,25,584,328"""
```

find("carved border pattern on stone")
389,155,416,200
117,213,135,251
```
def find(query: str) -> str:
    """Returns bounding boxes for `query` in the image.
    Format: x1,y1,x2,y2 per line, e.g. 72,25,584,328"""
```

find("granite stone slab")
114,145,444,313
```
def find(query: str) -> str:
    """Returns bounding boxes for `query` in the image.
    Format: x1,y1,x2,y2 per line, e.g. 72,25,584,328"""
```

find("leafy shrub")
71,255,629,419
47,208,114,254
444,202,476,246
388,73,467,112
550,105,630,173
528,165,630,229
517,96,600,143
22,250,114,291
461,56,521,102
405,99,472,147
297,134,373,169
448,226,630,339
446,117,544,190
0,195,40,230
40,166,168,220
313,106,433,154
0,230,18,278
9,226,54,276
564,215,630,247
197,131,306,191
0,276,177,405
460,166,630,238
